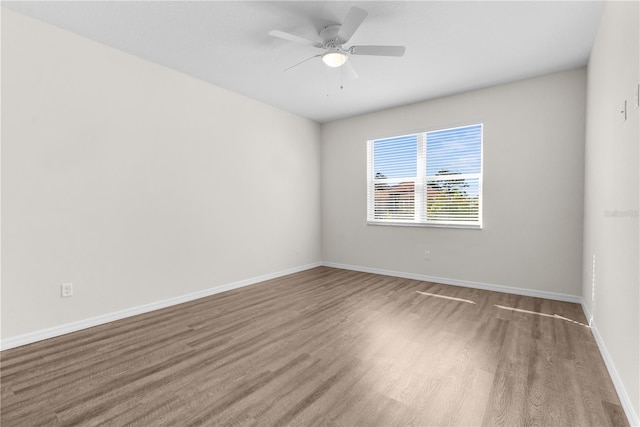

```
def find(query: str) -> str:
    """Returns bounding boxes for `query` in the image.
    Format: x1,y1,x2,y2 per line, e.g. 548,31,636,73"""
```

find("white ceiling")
4,1,604,123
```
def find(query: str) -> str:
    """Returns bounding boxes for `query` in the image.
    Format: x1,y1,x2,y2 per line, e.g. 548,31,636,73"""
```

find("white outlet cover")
61,282,73,297
635,83,639,110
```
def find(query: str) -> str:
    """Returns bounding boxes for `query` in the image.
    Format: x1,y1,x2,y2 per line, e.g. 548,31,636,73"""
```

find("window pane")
373,135,417,179
426,125,482,177
427,177,480,222
375,181,415,220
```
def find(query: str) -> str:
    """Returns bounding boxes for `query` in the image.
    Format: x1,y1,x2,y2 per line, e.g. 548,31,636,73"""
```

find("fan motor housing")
320,24,345,48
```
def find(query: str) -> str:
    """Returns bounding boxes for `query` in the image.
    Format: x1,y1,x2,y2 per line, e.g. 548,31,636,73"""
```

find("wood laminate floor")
0,267,628,426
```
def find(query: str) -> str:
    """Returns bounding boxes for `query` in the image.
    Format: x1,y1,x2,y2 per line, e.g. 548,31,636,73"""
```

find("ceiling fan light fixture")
322,51,348,68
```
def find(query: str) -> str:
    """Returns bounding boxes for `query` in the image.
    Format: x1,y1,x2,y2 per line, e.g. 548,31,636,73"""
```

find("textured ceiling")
3,1,604,123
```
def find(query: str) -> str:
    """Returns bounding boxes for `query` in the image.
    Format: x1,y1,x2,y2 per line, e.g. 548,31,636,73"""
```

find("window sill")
367,221,483,230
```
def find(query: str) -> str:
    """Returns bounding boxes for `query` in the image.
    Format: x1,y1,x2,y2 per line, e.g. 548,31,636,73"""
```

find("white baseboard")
322,262,582,304
580,301,640,427
0,262,322,351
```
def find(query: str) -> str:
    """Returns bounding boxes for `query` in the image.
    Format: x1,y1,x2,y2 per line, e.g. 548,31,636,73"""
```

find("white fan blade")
350,45,406,57
283,54,322,72
343,60,359,80
337,7,368,42
269,30,322,48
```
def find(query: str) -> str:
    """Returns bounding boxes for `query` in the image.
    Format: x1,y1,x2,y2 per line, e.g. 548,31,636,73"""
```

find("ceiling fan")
269,6,406,76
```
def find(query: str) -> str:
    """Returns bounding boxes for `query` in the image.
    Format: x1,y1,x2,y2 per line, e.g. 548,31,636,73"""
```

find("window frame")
366,123,483,229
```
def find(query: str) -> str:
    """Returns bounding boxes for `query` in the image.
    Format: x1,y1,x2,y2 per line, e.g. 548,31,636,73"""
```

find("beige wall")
322,68,587,297
1,9,322,340
583,0,639,420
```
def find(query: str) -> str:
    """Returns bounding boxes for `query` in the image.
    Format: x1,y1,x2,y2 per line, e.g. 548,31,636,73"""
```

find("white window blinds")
367,124,482,228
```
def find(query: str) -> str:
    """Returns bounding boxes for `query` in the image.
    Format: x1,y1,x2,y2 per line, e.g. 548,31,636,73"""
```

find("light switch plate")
635,83,639,110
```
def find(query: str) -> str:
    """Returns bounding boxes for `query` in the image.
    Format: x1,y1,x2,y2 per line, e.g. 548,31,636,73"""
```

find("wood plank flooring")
0,267,628,426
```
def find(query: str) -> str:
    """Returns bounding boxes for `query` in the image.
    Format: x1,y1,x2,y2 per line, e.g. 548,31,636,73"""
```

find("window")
367,124,482,228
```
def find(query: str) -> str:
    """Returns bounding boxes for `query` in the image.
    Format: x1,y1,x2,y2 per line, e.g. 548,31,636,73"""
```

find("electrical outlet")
635,83,639,110
61,283,73,298
621,100,627,122
424,251,431,261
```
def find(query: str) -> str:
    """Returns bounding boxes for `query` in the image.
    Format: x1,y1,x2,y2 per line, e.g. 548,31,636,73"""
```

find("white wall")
1,9,322,341
322,68,586,297
583,0,639,421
